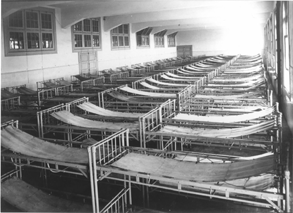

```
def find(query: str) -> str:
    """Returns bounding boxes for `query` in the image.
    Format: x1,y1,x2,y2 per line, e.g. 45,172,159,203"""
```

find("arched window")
4,7,56,56
72,18,101,51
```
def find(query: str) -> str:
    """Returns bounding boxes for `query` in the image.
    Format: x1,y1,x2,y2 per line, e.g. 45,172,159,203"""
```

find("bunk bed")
139,99,281,151
87,129,284,213
36,77,73,95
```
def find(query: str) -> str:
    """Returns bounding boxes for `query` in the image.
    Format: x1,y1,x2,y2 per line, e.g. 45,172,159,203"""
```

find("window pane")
118,25,123,33
9,11,23,28
112,36,118,47
119,36,124,46
9,32,24,49
112,27,118,34
74,34,82,47
93,35,99,47
74,21,82,32
42,33,53,48
84,35,91,47
27,32,39,49
137,36,142,46
26,11,39,28
124,36,129,46
92,19,99,32
83,19,91,32
123,24,129,34
284,37,290,91
285,36,289,70
41,13,52,29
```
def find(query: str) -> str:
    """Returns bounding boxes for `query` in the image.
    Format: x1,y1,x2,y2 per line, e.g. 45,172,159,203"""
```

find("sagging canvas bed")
1,125,88,164
173,107,274,123
111,152,274,182
119,85,177,98
77,102,144,118
51,111,139,131
1,178,92,212
156,120,274,138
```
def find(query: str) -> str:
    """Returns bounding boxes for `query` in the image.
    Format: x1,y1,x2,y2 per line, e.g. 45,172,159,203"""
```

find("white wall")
177,25,265,57
1,8,176,90
1,8,79,90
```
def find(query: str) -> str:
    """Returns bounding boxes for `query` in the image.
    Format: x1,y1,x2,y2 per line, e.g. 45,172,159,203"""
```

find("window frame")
71,18,101,52
4,7,56,56
282,2,290,98
136,27,152,48
167,32,177,47
154,30,167,48
111,24,130,50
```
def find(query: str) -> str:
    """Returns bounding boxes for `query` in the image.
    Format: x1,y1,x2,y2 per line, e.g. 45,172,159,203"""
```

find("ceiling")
2,0,275,32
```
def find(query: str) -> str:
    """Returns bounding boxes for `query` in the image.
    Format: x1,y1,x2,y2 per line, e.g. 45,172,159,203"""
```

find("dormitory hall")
1,1,292,213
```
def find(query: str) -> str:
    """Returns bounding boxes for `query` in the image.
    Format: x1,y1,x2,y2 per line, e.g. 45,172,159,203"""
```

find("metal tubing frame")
88,128,130,213
89,142,284,212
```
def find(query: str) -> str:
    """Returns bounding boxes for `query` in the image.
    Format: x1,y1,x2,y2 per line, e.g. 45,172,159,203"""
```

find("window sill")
111,47,130,51
5,49,57,57
73,48,101,53
136,46,150,49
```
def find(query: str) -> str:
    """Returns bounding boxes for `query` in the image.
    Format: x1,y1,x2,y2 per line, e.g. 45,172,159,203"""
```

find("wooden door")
177,45,192,57
78,51,97,74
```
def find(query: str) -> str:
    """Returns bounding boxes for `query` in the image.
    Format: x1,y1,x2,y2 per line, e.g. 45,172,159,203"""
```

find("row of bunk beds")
1,54,288,213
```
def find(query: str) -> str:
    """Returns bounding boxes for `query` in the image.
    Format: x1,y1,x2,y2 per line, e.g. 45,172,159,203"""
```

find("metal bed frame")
36,77,73,95
36,101,141,142
98,84,197,113
139,99,282,151
1,90,20,111
88,129,285,213
71,75,105,91
8,84,55,107
1,120,88,178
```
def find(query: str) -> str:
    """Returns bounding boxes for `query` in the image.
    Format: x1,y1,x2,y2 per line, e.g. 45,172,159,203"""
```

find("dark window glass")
9,32,24,49
42,33,53,48
118,25,123,33
74,34,82,47
73,21,82,32
124,36,129,46
83,19,91,32
93,35,99,47
41,13,52,29
84,34,91,47
124,24,129,34
92,19,99,32
9,11,23,28
26,11,39,28
27,32,39,49
112,27,118,34
112,36,118,46
118,36,124,46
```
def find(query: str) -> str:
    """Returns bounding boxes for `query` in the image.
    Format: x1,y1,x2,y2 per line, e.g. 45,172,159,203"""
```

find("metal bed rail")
37,103,68,138
71,75,105,91
98,85,163,113
66,97,89,114
90,145,284,212
1,95,20,111
10,84,55,106
37,77,73,96
143,62,156,72
100,188,131,213
88,128,131,213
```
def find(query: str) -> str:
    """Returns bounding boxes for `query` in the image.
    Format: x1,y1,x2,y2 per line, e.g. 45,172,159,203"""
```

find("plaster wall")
177,25,265,57
1,8,79,90
1,8,176,90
